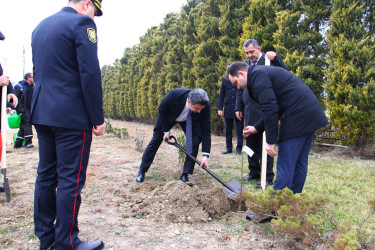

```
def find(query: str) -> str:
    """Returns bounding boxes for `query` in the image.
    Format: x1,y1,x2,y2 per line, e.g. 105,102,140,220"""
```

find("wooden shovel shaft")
1,85,7,168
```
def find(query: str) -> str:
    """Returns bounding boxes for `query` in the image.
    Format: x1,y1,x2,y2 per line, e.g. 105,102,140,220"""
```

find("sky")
0,0,187,83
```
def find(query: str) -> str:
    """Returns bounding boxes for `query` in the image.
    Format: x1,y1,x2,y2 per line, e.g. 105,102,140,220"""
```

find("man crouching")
136,88,211,183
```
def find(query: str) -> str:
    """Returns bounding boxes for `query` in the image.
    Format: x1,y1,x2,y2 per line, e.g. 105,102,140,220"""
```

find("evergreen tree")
240,0,282,56
190,0,224,133
273,0,330,99
325,0,375,146
215,0,250,134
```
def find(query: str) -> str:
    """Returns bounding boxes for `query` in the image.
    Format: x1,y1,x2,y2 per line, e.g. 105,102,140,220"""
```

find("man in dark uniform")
235,39,288,188
0,31,18,194
136,88,211,183
31,1,105,249
14,72,35,149
218,64,243,155
228,62,329,194
0,31,18,122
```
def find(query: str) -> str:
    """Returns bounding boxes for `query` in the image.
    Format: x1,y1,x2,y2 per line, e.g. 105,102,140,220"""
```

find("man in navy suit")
136,88,211,183
227,62,328,194
31,1,105,249
218,64,243,155
235,39,288,189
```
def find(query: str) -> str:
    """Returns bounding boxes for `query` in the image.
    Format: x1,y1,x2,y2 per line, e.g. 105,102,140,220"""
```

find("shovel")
1,85,10,202
165,135,244,200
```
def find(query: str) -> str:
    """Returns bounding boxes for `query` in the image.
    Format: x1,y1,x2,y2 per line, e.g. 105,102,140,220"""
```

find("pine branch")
315,211,338,228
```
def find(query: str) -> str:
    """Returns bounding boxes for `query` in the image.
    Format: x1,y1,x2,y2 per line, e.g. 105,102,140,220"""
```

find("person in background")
136,88,211,183
218,63,243,155
0,31,18,118
14,73,35,149
0,30,18,194
235,38,288,189
228,62,329,194
30,1,105,249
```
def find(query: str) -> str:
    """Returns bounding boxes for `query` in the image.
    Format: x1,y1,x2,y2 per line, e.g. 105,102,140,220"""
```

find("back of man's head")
24,72,32,81
226,62,249,78
188,88,209,106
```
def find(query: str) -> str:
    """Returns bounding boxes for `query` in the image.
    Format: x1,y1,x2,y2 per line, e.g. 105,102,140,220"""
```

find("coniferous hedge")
101,0,375,147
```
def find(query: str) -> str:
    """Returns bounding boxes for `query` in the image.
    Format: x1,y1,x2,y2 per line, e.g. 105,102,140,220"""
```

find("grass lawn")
209,147,375,246
306,152,375,239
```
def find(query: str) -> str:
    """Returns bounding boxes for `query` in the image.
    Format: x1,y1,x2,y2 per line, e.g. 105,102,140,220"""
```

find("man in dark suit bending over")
227,62,328,194
136,88,211,183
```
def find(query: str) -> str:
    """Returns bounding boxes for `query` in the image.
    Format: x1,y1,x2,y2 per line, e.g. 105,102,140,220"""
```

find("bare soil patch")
0,119,287,249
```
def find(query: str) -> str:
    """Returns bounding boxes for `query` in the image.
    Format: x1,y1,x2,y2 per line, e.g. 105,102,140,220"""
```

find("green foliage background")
101,0,375,147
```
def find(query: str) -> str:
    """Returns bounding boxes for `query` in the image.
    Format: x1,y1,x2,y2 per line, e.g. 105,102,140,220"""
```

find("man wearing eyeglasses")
31,1,105,249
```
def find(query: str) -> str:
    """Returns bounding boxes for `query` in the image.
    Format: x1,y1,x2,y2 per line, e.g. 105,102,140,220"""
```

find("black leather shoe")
136,171,145,183
76,240,104,250
236,149,242,155
242,173,260,181
0,185,4,192
245,214,257,220
25,143,34,148
222,149,232,154
245,213,274,223
180,174,189,183
255,180,273,189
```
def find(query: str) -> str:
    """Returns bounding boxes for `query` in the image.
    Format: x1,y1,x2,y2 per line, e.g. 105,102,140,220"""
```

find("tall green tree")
325,0,375,146
214,0,250,134
190,0,223,133
272,0,330,99
240,0,283,56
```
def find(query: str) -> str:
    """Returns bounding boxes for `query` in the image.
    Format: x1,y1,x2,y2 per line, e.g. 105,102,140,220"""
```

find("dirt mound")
126,181,233,223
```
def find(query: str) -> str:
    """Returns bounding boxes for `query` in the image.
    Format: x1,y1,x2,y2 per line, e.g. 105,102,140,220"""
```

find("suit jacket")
158,88,211,155
248,66,329,144
218,77,237,119
30,7,104,130
235,53,288,126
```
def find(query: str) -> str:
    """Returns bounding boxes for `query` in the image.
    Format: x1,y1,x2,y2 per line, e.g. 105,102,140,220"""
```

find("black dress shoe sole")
76,241,104,250
255,182,273,189
242,175,261,181
246,213,274,223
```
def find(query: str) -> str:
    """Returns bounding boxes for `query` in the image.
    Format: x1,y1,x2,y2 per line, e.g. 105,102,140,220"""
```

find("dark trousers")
139,120,201,175
246,132,274,182
14,114,33,147
224,118,243,151
34,125,92,250
273,132,315,194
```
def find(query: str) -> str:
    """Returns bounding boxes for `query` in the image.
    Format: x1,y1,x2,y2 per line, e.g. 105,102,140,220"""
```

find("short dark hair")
226,62,249,78
243,39,260,49
24,72,32,80
188,88,209,106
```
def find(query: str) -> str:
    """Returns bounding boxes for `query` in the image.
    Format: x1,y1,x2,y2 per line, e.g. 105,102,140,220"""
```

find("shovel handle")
165,136,235,192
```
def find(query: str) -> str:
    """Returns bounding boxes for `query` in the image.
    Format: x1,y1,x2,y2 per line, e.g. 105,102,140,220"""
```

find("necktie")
186,110,193,154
